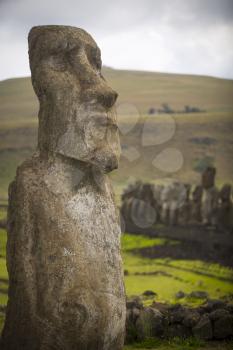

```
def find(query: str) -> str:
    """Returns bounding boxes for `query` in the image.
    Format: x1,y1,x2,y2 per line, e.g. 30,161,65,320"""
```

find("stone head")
28,25,120,173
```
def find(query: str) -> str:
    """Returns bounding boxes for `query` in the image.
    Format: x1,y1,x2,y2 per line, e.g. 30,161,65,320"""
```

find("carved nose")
97,89,118,109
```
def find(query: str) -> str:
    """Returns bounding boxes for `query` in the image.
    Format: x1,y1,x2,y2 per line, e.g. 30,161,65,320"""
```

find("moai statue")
190,185,203,223
202,166,216,189
161,185,172,225
178,183,191,225
201,167,218,226
152,184,164,223
120,181,141,224
121,181,158,228
1,26,126,350
161,182,186,226
121,180,142,202
130,197,157,228
217,184,233,230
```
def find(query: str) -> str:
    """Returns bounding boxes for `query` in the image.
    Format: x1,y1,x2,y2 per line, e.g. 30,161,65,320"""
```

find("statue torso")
5,156,125,349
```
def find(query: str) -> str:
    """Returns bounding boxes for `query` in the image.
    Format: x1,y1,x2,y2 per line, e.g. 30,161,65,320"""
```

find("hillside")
0,68,233,202
1,68,233,126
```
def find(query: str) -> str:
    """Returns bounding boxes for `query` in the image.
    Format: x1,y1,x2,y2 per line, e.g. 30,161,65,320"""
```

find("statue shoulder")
9,154,45,206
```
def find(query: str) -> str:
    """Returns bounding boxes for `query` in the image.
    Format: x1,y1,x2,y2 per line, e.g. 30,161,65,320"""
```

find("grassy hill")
0,69,233,348
0,68,233,202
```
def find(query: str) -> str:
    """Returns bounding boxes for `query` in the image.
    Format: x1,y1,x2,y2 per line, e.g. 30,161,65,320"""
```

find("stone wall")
126,298,233,343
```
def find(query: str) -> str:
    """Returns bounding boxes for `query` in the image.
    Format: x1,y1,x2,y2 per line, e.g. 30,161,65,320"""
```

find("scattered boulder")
125,298,143,343
136,307,165,340
183,310,200,328
226,304,233,313
143,290,157,297
167,323,191,339
126,297,143,310
168,304,186,323
125,309,138,344
209,309,233,339
176,290,186,299
189,291,209,299
192,314,213,340
213,314,233,339
209,308,230,321
201,299,226,313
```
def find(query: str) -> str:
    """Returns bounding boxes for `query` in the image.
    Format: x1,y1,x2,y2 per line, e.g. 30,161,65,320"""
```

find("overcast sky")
0,0,233,80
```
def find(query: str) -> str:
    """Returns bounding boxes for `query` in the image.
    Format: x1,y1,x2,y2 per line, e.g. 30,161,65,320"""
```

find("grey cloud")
0,0,233,34
0,0,233,80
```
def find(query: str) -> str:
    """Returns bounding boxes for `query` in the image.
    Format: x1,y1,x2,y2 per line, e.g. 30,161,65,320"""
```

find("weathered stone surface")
168,304,186,323
125,311,138,344
126,297,143,310
209,308,230,321
182,310,200,328
218,184,233,229
125,307,141,344
175,290,186,299
209,309,233,339
202,186,219,225
1,25,125,350
192,314,213,340
161,182,187,226
143,290,157,297
167,324,191,339
190,185,203,223
201,299,226,313
136,307,165,340
213,314,233,339
125,300,233,342
202,167,216,189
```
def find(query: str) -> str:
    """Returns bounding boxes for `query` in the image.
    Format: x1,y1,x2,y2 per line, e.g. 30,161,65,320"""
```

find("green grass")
0,208,7,221
121,233,233,305
121,233,175,251
0,149,33,200
0,258,7,282
0,229,7,258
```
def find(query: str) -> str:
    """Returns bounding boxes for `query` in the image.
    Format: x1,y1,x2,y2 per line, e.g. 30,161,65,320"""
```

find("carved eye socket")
47,54,67,72
95,57,102,71
88,47,102,71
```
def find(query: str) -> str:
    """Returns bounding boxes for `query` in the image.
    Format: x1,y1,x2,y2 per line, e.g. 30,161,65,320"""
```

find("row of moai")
120,167,232,231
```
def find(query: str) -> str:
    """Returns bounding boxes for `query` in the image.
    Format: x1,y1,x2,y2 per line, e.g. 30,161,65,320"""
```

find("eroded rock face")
1,25,126,350
190,185,203,223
